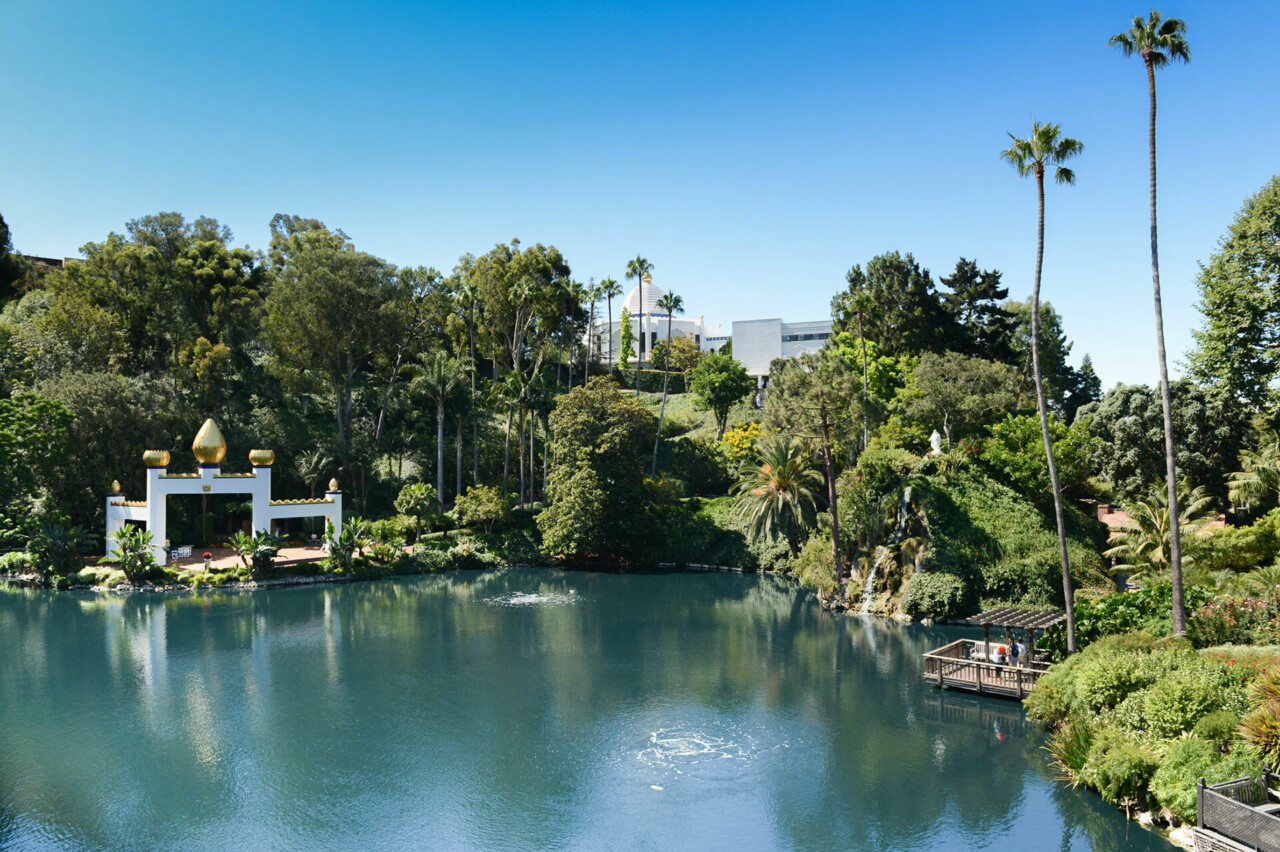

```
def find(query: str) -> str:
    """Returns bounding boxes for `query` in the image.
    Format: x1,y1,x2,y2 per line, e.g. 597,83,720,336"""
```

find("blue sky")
3,0,1277,388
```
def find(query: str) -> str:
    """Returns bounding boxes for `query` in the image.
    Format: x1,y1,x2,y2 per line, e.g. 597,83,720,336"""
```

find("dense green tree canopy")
1077,381,1241,503
538,378,658,561
1188,175,1280,413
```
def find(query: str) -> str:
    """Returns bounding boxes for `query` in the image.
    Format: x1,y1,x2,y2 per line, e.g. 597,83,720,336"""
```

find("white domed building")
589,280,727,368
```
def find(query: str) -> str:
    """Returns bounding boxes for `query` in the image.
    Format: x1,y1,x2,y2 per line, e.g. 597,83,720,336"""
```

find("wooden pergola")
968,607,1066,663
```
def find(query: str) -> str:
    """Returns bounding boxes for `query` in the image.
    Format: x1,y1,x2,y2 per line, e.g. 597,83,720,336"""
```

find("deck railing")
921,639,1049,699
1198,773,1280,852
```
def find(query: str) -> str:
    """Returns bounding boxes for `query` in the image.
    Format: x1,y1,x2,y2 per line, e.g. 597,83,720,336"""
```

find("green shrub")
1241,701,1280,763
1085,728,1159,807
448,538,500,571
30,520,90,577
669,436,732,496
1074,650,1152,714
105,525,158,584
1194,710,1240,751
369,518,406,546
901,571,968,621
455,485,511,533
794,535,837,596
0,551,36,575
1046,718,1094,776
1142,664,1236,738
1025,678,1072,729
394,482,440,543
1151,739,1258,824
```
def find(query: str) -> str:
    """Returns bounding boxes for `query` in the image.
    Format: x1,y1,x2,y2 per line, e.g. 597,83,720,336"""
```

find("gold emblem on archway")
192,419,227,465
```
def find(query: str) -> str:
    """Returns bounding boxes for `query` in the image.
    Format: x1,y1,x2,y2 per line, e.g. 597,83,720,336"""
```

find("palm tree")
566,278,586,392
1110,10,1191,636
584,278,599,382
455,276,482,486
600,277,622,374
651,291,685,475
733,437,822,558
1104,484,1214,588
1001,120,1084,654
625,256,654,393
1228,439,1280,508
408,352,467,508
294,449,333,499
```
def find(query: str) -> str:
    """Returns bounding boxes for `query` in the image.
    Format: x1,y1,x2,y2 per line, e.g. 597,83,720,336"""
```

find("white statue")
929,429,942,457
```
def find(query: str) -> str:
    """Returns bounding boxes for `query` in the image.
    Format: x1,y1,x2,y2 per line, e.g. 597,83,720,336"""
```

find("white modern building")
731,318,834,379
589,280,727,366
105,419,342,565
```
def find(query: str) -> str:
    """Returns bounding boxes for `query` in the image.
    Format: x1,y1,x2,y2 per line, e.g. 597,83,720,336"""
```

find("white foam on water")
634,724,789,785
484,591,579,607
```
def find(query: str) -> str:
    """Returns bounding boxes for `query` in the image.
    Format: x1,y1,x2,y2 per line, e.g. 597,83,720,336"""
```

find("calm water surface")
0,570,1169,850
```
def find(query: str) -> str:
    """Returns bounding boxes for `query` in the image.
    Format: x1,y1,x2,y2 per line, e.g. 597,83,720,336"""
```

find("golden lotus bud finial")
192,419,227,466
642,272,653,284
110,480,122,493
328,478,340,492
142,450,171,468
248,449,276,467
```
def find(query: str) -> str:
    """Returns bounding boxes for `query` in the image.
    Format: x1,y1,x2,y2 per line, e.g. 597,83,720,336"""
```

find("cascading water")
859,486,912,616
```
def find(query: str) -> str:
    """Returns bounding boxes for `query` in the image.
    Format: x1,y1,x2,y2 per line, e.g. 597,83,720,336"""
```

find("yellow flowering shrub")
722,422,761,463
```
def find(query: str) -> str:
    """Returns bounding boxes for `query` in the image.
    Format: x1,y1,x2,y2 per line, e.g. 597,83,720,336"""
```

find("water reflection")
0,572,1169,850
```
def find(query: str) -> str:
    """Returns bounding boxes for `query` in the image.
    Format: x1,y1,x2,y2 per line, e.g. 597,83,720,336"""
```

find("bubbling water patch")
484,590,579,607
635,722,790,785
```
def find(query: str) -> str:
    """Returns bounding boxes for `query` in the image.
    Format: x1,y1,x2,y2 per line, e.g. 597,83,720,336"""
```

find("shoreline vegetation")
3,138,1280,849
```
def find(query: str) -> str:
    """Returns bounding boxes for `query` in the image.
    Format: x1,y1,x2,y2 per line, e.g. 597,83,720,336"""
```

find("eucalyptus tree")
652,291,685,475
1001,119,1084,653
408,351,468,507
1110,10,1192,636
625,256,653,390
600,277,622,372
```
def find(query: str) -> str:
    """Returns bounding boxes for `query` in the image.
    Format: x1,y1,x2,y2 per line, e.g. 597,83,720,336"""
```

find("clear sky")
3,0,1277,388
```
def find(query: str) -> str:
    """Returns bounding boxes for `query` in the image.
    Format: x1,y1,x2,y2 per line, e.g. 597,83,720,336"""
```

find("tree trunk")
607,295,614,376
504,406,513,490
1032,165,1078,655
470,301,478,487
518,412,525,510
859,309,869,450
436,401,445,510
652,314,674,476
456,416,463,501
636,279,643,395
820,402,844,597
1147,54,1186,636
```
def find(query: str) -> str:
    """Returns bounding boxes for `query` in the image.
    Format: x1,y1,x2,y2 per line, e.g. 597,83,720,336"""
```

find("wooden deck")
922,638,1050,700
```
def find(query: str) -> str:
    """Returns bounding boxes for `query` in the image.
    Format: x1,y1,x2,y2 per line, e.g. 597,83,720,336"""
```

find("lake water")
0,570,1169,850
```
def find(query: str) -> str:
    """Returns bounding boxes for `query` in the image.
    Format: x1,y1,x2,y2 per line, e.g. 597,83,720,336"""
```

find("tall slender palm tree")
294,449,333,500
1001,120,1084,654
456,277,482,486
732,437,822,558
600,277,622,374
625,256,653,393
652,292,685,475
583,278,599,382
1110,10,1192,636
408,352,468,508
566,278,586,392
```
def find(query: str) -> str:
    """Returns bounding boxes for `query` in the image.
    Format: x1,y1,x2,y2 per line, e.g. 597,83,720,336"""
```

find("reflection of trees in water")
0,575,1167,850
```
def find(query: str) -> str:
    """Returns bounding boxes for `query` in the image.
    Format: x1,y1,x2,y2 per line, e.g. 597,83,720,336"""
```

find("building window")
695,335,700,345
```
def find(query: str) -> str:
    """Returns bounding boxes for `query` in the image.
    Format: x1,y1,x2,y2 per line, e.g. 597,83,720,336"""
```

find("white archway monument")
105,419,342,566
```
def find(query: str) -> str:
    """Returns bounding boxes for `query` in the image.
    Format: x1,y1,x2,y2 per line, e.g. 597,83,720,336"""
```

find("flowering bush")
1192,595,1280,646
721,422,761,464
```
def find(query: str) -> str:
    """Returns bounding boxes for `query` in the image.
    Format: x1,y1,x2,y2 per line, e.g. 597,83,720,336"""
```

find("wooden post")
1016,667,1023,699
983,625,990,663
975,661,982,694
1197,777,1206,828
937,659,943,688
